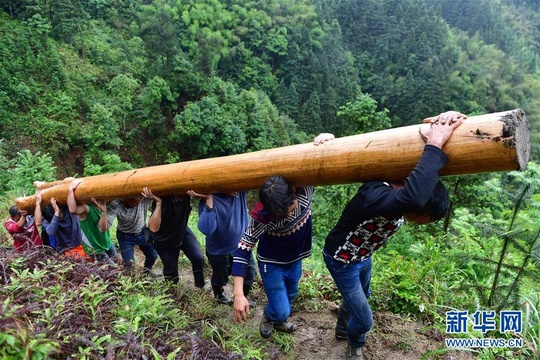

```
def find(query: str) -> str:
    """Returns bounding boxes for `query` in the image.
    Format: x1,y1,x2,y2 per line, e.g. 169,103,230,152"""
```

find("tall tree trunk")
18,109,530,211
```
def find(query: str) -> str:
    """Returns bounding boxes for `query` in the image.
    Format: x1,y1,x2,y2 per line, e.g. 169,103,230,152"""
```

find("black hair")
8,205,19,217
42,205,55,222
259,175,296,217
414,180,450,221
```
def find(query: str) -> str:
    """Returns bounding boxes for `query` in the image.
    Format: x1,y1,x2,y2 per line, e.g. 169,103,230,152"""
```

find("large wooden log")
16,109,529,211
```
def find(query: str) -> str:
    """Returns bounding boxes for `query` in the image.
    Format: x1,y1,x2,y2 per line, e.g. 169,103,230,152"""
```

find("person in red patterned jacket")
324,111,467,360
4,205,42,251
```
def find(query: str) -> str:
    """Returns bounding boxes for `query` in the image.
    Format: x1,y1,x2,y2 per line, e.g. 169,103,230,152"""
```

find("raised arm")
313,132,335,146
34,191,43,226
67,179,89,219
91,198,108,232
187,190,217,235
142,187,162,232
420,111,466,149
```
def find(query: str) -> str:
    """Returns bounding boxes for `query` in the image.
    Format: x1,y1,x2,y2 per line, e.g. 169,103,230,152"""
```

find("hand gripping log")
17,109,530,212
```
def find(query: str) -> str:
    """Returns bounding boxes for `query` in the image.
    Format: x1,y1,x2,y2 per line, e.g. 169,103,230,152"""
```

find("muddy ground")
142,249,476,360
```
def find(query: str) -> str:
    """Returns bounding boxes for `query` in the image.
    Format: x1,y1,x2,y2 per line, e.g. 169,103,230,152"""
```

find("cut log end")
501,108,530,171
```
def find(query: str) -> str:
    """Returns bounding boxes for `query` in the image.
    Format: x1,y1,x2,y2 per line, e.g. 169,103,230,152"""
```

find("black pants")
154,228,205,287
207,252,256,294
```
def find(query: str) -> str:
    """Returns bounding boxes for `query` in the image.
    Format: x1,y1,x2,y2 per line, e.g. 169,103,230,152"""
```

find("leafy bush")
6,150,56,196
0,248,282,359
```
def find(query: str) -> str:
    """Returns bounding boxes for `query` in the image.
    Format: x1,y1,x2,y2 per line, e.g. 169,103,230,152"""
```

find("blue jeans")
116,229,158,270
107,243,117,258
324,250,373,348
258,260,302,324
93,243,118,264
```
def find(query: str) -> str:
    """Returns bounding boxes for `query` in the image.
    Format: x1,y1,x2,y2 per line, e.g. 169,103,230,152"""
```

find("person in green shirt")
67,179,117,264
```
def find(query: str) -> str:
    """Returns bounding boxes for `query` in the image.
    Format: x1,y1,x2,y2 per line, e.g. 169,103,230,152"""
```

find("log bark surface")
17,109,529,211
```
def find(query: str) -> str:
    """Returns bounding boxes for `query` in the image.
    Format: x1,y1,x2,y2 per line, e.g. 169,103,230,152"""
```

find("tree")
448,163,540,310
337,93,391,135
50,0,86,43
7,150,56,196
171,78,293,159
107,74,140,136
137,1,179,77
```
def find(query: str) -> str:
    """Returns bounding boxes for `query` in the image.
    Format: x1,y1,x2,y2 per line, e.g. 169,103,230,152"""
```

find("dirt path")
140,249,475,360
285,306,475,360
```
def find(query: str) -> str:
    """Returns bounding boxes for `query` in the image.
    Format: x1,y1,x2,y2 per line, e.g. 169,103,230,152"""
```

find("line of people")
4,182,211,293
3,111,465,359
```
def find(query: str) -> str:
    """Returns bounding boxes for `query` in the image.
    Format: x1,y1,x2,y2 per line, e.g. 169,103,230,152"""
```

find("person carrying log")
187,190,257,306
323,111,466,359
34,192,87,259
106,196,158,273
142,188,207,288
231,133,335,339
4,204,42,252
67,179,117,264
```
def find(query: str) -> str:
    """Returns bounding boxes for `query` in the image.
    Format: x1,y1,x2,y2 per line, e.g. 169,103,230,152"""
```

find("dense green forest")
1,0,540,359
2,0,540,181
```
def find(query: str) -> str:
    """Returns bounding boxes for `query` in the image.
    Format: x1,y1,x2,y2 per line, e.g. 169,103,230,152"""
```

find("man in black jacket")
323,111,467,359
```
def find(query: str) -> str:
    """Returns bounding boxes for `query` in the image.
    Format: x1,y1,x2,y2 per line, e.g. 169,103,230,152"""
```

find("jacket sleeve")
45,216,60,236
197,201,218,236
4,220,23,233
362,145,448,216
231,217,265,277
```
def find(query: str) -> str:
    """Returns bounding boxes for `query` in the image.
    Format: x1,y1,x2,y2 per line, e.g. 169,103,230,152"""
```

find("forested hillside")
1,0,540,184
1,1,540,359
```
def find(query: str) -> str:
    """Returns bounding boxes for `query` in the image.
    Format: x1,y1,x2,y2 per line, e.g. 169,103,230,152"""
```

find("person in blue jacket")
187,190,257,305
324,111,467,359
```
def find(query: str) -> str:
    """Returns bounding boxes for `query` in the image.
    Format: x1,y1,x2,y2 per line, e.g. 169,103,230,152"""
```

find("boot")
212,285,233,305
193,269,206,288
346,345,364,359
259,314,273,339
272,319,298,334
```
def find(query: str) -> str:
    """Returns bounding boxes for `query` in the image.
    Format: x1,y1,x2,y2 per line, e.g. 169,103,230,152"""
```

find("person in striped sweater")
231,133,335,339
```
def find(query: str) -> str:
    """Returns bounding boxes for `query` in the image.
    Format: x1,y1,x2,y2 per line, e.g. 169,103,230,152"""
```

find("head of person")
259,175,297,217
215,192,239,197
42,205,56,222
8,205,20,220
404,181,449,224
122,197,143,208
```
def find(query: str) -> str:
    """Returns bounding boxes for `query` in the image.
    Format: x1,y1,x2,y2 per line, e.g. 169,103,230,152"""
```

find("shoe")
260,315,273,339
346,345,363,359
273,320,298,334
335,325,348,340
202,284,212,292
212,285,233,305
215,292,233,305
247,298,257,308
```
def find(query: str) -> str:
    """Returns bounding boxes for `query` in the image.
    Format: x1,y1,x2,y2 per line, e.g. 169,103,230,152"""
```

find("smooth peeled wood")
17,109,529,212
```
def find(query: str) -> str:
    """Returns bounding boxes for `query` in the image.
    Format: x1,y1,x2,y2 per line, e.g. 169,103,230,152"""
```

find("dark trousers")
207,252,256,294
154,228,205,287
